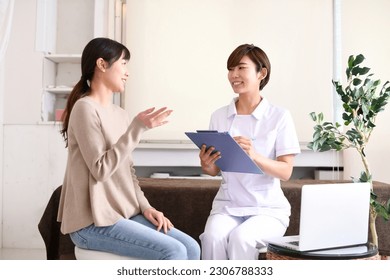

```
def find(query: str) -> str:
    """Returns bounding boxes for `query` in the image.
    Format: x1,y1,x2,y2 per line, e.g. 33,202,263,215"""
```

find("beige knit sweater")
57,96,152,234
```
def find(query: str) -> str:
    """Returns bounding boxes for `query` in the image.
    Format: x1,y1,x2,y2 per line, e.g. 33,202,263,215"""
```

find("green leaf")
375,203,389,221
319,144,331,152
367,120,376,128
348,55,355,69
346,68,351,80
372,79,381,87
323,122,335,129
318,112,324,123
360,67,370,75
351,66,370,76
353,54,365,66
353,78,362,86
371,191,378,200
341,94,350,103
350,101,359,109
361,103,370,117
309,112,317,121
359,171,371,182
342,112,351,122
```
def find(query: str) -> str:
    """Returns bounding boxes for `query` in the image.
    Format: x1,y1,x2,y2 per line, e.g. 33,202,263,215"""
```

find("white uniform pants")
200,214,287,260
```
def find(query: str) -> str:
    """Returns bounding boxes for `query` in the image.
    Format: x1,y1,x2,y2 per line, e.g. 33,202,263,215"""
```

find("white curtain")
0,0,14,62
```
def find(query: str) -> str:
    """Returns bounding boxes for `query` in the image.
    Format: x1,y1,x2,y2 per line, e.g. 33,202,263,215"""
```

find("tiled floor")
0,248,46,260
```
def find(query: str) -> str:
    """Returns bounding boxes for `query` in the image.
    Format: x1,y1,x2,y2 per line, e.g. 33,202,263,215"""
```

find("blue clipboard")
185,130,263,174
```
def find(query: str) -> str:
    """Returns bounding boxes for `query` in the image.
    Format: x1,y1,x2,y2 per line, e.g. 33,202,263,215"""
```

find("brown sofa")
38,178,390,259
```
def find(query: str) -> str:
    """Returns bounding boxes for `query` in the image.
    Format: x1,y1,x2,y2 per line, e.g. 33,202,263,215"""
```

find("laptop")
265,182,371,251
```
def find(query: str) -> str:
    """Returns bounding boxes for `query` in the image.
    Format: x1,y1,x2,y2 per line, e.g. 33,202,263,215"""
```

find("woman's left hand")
136,107,173,129
233,136,256,159
143,208,174,234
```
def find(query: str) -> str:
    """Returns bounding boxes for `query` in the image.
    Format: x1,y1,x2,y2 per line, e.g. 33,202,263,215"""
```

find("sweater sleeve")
69,100,148,182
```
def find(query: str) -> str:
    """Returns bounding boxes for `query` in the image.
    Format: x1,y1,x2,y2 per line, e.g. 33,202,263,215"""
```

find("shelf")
40,0,108,123
138,140,194,150
42,55,80,122
137,140,313,151
133,141,343,168
45,86,73,94
45,54,81,63
37,121,63,125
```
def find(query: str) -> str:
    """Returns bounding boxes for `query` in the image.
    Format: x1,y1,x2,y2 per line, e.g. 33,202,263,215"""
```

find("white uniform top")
209,97,301,227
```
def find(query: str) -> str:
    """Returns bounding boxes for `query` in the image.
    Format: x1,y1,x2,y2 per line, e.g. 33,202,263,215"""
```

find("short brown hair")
227,44,271,90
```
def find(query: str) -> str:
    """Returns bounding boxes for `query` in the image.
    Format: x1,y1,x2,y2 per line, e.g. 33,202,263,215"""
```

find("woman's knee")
187,239,201,260
228,226,248,245
227,228,258,260
200,229,226,246
162,240,188,260
167,228,201,260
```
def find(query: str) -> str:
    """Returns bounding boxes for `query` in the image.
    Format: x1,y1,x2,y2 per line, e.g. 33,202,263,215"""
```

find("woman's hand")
143,208,174,234
137,107,173,128
233,136,256,159
234,135,295,181
199,145,221,176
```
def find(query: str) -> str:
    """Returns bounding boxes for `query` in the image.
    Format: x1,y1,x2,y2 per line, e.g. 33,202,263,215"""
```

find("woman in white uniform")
199,44,301,260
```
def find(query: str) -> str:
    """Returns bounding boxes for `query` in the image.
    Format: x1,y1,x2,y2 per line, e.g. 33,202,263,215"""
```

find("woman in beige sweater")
57,37,200,260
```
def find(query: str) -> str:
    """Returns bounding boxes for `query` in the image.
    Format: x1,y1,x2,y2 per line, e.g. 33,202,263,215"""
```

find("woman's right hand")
137,107,173,129
143,208,174,234
199,145,221,176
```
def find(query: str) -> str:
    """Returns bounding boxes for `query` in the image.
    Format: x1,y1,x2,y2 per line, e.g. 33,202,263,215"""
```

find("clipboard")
185,130,263,174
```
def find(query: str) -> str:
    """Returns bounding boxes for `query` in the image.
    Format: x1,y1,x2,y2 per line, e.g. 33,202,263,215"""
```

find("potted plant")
308,54,390,247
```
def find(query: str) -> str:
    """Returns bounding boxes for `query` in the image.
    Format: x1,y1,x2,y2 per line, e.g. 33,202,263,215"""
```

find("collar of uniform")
227,96,268,120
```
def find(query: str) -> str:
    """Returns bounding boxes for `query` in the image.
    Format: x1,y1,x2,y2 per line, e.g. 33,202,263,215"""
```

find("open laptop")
265,182,371,251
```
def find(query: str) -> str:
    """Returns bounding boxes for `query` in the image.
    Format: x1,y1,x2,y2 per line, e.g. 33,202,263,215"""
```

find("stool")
74,246,142,260
258,246,268,260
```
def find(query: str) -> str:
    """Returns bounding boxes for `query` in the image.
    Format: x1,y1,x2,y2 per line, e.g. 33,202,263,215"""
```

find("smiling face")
228,55,263,95
227,44,271,92
101,52,129,93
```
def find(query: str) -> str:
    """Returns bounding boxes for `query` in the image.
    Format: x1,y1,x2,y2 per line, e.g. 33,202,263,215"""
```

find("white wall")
1,0,15,248
2,0,67,249
3,1,41,124
3,124,66,248
0,0,14,250
125,0,333,143
0,62,4,249
341,0,390,183
1,0,98,250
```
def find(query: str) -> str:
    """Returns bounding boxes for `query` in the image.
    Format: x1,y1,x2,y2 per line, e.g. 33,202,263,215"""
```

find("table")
266,243,380,260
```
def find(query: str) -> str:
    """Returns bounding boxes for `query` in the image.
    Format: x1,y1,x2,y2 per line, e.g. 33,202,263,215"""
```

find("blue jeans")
70,214,200,260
